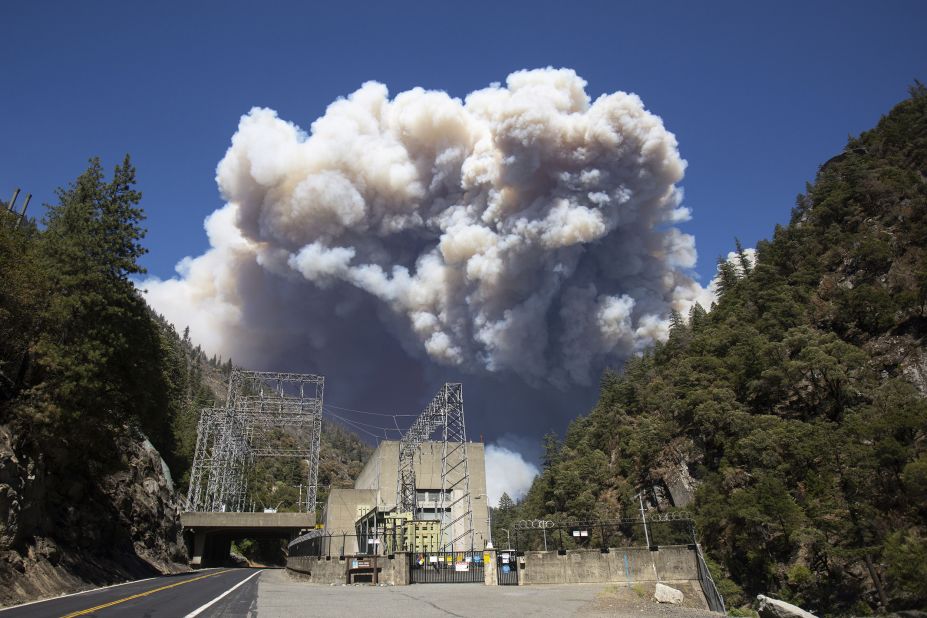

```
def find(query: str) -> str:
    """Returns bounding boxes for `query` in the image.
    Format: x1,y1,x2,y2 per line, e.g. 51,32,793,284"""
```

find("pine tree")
498,492,515,511
734,238,752,275
542,432,560,470
715,256,739,297
688,303,708,329
29,156,158,445
669,309,685,331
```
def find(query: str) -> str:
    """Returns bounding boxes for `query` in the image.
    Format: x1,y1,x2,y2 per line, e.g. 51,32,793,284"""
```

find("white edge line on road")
184,569,262,618
0,568,223,613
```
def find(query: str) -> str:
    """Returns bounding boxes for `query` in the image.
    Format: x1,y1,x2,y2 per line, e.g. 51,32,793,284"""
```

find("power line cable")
323,407,409,433
323,408,412,444
325,402,419,417
324,411,386,441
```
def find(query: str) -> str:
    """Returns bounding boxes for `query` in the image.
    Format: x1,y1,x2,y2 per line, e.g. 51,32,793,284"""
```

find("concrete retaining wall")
287,553,410,585
288,556,346,583
519,546,699,585
286,545,707,605
518,546,708,608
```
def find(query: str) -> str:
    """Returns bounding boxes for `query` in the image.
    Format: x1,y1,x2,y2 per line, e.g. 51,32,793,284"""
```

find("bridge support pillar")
191,532,206,566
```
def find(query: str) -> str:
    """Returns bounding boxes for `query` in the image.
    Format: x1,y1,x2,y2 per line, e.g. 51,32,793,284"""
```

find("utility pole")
16,194,30,228
636,491,651,547
4,189,31,228
6,188,19,213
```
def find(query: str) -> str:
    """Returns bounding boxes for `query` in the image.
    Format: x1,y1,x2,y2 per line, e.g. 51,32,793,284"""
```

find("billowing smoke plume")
144,68,707,386
485,445,540,506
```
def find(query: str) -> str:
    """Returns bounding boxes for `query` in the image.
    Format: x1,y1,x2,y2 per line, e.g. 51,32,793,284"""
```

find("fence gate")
497,551,518,585
410,551,484,583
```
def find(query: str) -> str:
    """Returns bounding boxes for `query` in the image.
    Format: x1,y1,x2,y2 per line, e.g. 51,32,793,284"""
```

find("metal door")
496,551,518,585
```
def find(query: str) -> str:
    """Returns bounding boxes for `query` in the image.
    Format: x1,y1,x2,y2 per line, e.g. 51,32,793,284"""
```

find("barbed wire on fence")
514,519,556,530
514,512,692,530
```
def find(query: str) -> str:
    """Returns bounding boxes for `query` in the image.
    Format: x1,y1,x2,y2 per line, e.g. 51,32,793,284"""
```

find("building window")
415,489,451,503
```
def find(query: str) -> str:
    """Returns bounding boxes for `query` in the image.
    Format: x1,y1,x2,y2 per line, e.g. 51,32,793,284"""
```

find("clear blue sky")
3,0,925,284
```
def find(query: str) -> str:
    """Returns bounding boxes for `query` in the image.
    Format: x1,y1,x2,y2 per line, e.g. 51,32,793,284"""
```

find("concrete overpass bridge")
181,512,315,566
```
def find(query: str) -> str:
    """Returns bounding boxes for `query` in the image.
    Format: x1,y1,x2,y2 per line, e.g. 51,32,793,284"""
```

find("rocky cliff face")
0,424,188,606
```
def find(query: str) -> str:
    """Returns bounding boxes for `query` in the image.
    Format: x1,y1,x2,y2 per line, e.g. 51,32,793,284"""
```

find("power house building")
321,440,490,555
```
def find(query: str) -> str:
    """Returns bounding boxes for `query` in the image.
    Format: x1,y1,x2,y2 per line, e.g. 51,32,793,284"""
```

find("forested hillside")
0,157,370,602
520,85,927,615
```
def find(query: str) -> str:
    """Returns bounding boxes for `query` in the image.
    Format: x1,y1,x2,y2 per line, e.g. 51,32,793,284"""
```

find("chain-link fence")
512,513,695,553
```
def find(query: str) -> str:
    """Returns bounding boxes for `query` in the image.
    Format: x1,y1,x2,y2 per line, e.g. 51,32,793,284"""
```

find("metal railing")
288,526,414,559
694,543,726,614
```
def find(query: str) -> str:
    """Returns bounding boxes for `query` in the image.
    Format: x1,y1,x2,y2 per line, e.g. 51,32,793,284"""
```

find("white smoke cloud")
142,68,710,386
484,444,540,505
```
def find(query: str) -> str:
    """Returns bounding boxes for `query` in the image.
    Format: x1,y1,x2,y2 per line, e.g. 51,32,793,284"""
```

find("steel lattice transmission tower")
396,383,474,550
186,370,324,513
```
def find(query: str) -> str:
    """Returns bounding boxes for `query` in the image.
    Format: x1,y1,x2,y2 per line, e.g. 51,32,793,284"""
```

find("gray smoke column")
143,68,708,386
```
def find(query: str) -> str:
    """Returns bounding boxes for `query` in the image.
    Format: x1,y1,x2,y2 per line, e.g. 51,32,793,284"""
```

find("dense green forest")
517,86,927,615
0,156,369,519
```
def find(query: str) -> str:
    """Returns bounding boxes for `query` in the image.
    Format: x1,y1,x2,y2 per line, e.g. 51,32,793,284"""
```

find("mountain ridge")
517,84,927,615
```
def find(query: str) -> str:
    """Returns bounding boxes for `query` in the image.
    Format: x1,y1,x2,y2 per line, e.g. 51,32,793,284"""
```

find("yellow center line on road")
60,570,233,617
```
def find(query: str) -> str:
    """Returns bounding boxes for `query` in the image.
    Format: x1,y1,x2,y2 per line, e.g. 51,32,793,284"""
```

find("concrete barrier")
285,544,711,607
286,553,410,585
288,556,346,583
518,546,709,608
519,546,698,585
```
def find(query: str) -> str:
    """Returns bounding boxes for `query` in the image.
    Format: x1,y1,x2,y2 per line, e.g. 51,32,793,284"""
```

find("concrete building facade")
322,440,490,554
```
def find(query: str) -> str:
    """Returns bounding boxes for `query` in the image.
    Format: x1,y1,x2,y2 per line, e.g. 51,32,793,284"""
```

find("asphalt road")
0,568,261,618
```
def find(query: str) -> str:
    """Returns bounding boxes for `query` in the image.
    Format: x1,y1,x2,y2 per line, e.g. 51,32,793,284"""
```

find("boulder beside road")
757,594,818,618
654,583,684,604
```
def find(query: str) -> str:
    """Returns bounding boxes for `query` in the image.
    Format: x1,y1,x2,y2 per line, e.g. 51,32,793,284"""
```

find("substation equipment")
348,383,477,553
186,371,478,555
186,370,324,513
396,382,475,551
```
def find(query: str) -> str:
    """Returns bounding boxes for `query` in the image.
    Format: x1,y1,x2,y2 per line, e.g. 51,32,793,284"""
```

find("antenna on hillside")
4,188,31,228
